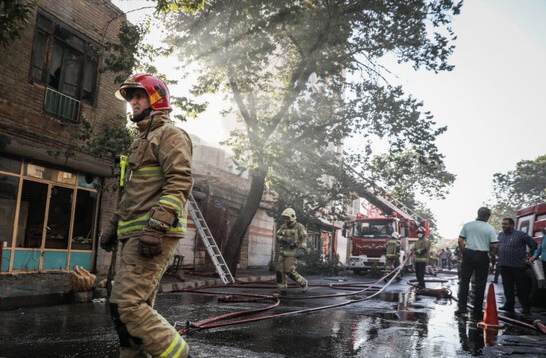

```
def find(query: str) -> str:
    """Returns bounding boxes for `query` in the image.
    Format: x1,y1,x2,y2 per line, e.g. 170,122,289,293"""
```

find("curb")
159,274,276,293
0,292,72,311
0,274,276,310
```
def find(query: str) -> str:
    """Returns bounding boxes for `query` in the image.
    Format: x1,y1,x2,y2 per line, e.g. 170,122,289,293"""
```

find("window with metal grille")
30,13,99,122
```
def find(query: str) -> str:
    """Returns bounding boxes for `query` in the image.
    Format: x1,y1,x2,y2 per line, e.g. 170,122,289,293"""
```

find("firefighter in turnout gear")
384,232,402,281
101,74,193,358
412,227,431,289
275,208,309,295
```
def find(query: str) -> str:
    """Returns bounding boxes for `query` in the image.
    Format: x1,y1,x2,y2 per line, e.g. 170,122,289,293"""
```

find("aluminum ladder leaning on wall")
187,194,235,284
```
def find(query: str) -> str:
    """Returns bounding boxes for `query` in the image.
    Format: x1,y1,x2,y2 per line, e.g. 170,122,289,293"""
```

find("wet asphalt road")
0,273,545,357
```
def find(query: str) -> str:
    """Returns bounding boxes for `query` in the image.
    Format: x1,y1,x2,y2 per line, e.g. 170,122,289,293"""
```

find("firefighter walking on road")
384,232,402,281
275,208,309,296
100,74,193,358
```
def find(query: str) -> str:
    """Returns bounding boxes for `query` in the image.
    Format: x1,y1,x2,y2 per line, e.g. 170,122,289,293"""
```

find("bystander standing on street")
429,248,438,268
456,207,499,319
453,245,462,281
497,218,537,314
440,249,447,269
446,247,453,269
490,247,500,284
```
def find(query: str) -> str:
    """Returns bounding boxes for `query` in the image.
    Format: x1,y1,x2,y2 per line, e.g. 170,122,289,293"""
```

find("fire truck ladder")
187,194,235,284
350,168,424,222
369,190,421,223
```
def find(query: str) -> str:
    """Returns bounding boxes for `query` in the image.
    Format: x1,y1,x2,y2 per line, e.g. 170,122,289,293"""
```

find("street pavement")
1,269,546,357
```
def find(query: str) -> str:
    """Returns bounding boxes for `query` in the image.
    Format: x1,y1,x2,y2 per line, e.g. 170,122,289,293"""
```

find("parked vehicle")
515,203,546,306
344,191,428,274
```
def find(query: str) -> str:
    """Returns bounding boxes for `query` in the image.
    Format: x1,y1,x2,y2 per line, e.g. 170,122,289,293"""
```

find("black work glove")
138,227,164,259
296,248,306,260
281,237,294,246
99,213,119,252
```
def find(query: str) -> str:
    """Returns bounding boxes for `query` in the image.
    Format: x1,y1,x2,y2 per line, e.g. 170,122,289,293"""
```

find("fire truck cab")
345,212,429,274
516,203,546,305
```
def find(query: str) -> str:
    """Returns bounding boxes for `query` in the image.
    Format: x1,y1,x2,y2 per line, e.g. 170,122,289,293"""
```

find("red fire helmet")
115,73,172,112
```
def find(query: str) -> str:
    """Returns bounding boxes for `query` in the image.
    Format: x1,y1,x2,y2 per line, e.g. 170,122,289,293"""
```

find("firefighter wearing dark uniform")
100,74,193,358
275,208,309,295
412,227,430,289
384,232,402,281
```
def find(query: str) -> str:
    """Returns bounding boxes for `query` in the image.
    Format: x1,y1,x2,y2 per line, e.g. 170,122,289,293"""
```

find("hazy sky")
113,0,546,238
398,0,546,237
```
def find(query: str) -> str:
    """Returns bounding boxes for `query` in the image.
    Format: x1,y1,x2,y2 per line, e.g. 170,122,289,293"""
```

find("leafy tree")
102,11,206,121
0,0,37,48
486,200,517,233
492,154,546,208
158,0,461,274
70,116,136,161
367,148,455,204
489,154,546,232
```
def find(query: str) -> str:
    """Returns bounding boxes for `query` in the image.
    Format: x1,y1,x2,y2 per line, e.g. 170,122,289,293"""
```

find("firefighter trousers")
276,253,306,291
110,234,189,358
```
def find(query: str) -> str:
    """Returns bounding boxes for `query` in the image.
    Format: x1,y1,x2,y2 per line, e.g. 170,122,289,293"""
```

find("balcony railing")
44,87,80,122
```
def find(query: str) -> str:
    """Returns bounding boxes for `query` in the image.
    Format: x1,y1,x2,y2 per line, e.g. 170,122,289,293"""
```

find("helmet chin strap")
130,107,152,122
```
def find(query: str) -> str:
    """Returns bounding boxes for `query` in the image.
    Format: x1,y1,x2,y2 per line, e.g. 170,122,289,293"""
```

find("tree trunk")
223,167,267,276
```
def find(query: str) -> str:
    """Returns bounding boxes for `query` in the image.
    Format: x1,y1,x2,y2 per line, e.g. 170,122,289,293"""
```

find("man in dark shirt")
497,217,537,314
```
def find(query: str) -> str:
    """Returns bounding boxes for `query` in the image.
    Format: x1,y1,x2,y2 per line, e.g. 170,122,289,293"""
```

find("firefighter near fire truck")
411,227,430,289
101,73,194,358
384,232,402,282
275,208,309,296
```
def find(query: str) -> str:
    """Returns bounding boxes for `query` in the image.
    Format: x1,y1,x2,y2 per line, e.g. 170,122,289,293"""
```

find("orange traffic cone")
477,283,503,329
483,326,499,346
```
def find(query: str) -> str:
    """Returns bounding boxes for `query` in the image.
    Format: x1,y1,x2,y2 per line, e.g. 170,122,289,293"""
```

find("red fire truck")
344,191,429,274
515,202,546,304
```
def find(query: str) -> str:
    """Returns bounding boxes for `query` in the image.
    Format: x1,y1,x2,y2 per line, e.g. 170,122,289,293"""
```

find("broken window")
30,13,99,121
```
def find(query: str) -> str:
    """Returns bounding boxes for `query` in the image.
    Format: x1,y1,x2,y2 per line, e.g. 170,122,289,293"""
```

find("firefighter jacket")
117,110,193,239
385,239,400,258
413,237,431,263
276,221,308,256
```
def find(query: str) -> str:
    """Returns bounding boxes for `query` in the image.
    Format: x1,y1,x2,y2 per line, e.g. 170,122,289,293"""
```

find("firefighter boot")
273,290,287,297
301,279,309,293
119,347,151,358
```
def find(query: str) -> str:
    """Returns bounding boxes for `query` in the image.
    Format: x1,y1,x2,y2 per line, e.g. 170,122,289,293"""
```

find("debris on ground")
68,266,96,291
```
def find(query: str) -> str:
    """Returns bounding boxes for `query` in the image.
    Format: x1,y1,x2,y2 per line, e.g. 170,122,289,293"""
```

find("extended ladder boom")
187,194,235,284
349,167,424,223
365,189,421,223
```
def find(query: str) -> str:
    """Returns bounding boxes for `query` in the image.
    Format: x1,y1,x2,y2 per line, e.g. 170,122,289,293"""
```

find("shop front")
0,155,101,273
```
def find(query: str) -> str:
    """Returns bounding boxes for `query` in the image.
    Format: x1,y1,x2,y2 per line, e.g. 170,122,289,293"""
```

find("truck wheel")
353,268,363,275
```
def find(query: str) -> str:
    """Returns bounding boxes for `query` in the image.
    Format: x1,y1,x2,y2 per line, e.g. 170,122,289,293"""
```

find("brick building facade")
0,0,127,273
0,0,278,277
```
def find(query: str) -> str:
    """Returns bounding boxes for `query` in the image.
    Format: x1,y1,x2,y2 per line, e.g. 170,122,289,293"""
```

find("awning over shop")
0,133,113,177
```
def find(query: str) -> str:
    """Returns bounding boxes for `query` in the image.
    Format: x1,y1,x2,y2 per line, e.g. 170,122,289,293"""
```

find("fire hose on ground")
176,269,398,335
174,258,546,337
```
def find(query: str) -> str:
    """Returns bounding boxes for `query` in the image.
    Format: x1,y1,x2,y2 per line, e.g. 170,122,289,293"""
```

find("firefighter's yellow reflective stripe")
415,257,428,262
159,195,184,214
118,215,187,235
118,215,148,235
158,334,187,358
131,166,162,178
